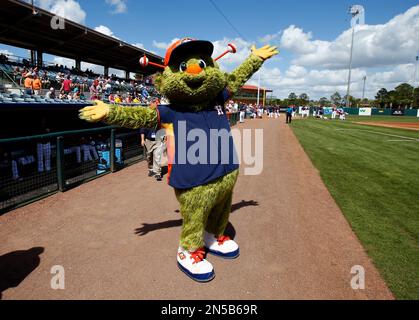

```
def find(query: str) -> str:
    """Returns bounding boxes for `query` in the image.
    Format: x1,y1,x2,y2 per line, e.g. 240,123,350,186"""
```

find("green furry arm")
104,105,159,130
227,54,264,96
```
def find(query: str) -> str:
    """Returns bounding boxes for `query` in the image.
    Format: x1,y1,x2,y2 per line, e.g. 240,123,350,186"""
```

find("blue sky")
2,0,419,99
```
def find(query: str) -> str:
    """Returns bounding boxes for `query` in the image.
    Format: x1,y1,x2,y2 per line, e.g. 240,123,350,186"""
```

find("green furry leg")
175,170,239,251
206,191,233,236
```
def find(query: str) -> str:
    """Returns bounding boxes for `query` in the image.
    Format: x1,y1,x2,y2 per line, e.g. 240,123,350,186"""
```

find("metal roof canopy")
0,0,163,76
241,85,273,93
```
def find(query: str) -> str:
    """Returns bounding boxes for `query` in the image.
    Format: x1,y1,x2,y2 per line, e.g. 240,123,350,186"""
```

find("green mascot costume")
79,38,278,282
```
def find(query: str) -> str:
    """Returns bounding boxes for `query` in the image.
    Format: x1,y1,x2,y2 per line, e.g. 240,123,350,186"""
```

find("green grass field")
291,116,419,300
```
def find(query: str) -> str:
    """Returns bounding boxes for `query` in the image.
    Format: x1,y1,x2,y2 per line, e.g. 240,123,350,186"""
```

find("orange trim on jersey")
161,123,175,184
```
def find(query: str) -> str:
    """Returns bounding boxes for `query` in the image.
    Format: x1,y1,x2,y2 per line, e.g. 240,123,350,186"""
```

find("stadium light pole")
362,75,367,100
346,5,365,108
346,24,355,107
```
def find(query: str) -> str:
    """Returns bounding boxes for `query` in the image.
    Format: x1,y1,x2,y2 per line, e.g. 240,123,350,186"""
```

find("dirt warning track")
0,119,393,300
355,121,419,131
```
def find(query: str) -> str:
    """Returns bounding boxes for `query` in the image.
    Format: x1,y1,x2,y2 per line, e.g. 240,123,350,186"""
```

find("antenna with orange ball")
214,43,237,61
139,54,165,70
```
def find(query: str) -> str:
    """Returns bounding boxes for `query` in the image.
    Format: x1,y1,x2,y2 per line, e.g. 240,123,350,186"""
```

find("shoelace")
217,235,231,245
190,248,205,264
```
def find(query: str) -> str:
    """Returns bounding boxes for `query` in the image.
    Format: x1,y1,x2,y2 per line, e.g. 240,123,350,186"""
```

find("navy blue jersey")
157,88,239,189
140,128,156,140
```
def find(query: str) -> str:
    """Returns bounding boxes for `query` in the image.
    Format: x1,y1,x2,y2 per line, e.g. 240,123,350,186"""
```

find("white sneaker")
177,247,215,282
204,232,240,259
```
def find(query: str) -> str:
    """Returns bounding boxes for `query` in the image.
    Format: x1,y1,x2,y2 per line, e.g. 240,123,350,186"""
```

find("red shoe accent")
190,248,205,264
216,235,231,246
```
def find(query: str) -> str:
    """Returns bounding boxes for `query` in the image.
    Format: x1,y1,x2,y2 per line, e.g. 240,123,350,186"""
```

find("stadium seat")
1,97,14,103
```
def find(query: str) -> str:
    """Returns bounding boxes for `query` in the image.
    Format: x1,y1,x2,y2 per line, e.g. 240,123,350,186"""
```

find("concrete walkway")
0,118,393,300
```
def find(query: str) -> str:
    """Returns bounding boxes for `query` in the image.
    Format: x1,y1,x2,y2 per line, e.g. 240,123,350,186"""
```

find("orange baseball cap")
164,38,214,66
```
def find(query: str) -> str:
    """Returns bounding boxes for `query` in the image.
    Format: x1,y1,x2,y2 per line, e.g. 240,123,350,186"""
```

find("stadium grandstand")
0,0,163,105
0,0,167,212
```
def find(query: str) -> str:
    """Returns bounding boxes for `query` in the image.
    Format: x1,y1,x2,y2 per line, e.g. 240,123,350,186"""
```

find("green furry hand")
251,45,279,60
79,101,110,123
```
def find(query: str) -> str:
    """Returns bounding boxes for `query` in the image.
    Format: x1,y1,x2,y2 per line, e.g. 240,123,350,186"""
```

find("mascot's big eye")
199,59,207,68
179,62,187,72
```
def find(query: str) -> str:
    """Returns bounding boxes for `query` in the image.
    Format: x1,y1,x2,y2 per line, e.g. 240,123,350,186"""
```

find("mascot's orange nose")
186,64,202,75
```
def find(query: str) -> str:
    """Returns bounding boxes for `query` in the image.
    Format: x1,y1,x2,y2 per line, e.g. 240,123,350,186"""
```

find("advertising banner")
359,108,372,116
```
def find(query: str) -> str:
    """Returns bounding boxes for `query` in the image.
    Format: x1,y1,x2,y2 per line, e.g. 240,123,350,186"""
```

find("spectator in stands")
89,79,99,100
40,70,50,89
73,88,81,100
133,95,140,104
24,73,34,95
56,72,64,83
104,78,112,95
125,94,133,104
46,87,56,99
32,74,42,96
96,79,103,98
60,75,72,95
19,68,28,86
114,94,122,104
13,66,21,83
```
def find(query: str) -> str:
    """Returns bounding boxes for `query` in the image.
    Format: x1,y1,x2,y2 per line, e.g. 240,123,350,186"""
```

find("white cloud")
52,56,104,75
134,5,419,100
245,5,419,100
109,68,125,78
152,38,180,51
105,0,127,14
35,0,87,24
280,5,419,69
81,62,104,75
94,25,120,39
0,49,14,56
254,63,417,100
132,43,145,49
280,25,321,55
258,31,282,43
53,56,75,68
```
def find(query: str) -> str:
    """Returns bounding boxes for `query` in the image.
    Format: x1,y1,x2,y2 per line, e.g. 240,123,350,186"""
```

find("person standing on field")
286,106,293,124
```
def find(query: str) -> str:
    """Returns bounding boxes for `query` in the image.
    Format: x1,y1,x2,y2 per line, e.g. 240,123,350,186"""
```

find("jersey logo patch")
215,105,224,115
